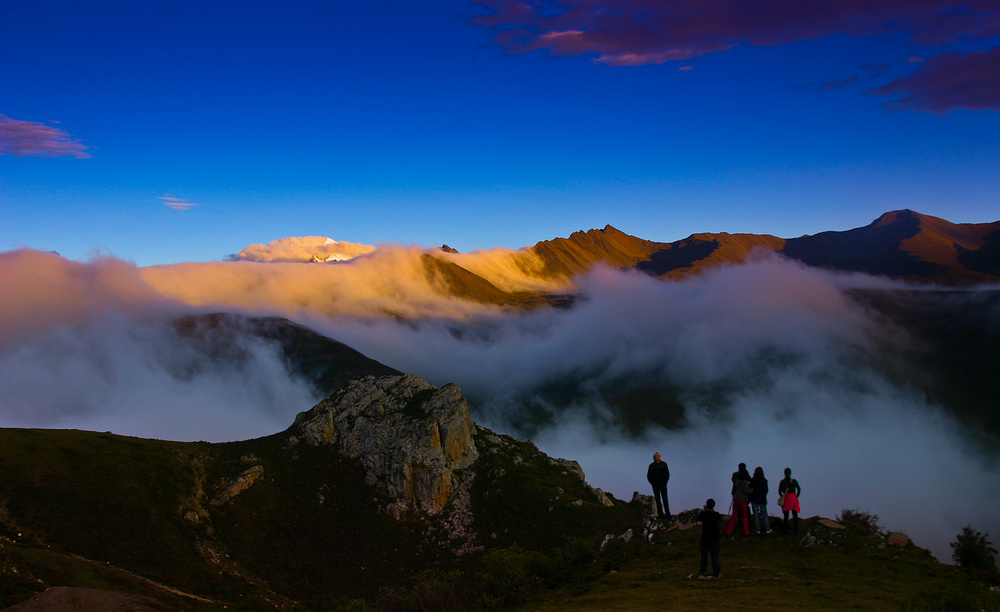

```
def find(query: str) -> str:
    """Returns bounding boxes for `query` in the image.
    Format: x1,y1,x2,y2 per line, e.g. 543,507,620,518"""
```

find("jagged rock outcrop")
210,463,264,506
292,374,479,516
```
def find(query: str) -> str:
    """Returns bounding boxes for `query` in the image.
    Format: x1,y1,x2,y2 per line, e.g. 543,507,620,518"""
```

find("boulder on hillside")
292,374,479,516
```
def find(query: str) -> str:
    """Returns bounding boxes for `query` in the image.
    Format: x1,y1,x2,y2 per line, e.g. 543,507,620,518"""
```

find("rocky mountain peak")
291,374,479,516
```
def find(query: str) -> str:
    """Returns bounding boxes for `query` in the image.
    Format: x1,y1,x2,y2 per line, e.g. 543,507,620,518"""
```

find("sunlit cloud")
228,236,376,263
473,0,1000,112
475,0,999,61
159,195,198,210
0,114,90,158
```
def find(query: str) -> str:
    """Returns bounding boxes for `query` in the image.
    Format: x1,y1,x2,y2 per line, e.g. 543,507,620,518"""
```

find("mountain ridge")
537,209,1000,285
406,209,1000,308
230,209,1000,289
2,368,993,611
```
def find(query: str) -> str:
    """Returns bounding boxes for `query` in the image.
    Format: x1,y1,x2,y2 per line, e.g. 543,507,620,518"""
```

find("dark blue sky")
2,0,998,265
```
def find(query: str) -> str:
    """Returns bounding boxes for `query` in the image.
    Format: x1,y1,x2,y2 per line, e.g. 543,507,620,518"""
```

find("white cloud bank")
1,246,996,561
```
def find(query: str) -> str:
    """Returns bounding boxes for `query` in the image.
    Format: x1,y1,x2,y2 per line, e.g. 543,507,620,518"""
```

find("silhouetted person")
725,463,752,536
779,467,801,534
646,452,670,520
698,498,721,578
749,466,771,534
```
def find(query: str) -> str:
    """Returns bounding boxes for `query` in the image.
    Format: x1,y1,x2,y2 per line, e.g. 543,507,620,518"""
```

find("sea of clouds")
1,245,997,561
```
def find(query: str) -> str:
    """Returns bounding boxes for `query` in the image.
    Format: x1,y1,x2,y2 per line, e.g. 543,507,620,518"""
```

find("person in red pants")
725,463,752,536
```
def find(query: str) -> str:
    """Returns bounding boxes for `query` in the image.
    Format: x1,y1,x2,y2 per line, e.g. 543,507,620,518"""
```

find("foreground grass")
517,517,999,612
2,426,997,611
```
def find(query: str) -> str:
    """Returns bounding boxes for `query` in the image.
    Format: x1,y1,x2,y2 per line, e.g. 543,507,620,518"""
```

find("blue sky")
2,0,998,266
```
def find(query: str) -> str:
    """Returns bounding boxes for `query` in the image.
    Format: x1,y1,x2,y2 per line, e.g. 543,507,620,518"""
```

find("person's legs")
782,510,790,532
710,539,721,577
724,506,738,535
792,511,799,534
751,503,762,532
653,484,670,518
699,541,709,575
652,486,664,516
761,505,771,532
738,501,750,535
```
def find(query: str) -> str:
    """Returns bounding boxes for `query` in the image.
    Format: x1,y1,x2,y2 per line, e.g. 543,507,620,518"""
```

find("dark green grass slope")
0,429,223,609
2,426,997,611
0,426,639,610
0,430,210,583
519,516,999,612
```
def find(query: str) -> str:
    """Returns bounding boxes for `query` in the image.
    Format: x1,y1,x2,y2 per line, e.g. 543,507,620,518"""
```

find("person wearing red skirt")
779,467,802,534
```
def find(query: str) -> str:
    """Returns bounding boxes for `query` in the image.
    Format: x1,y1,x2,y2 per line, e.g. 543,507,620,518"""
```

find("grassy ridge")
520,515,998,612
0,426,635,610
1,426,997,611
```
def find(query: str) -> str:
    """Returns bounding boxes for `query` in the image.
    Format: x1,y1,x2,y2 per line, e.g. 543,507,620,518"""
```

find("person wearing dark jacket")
646,452,671,520
778,467,802,534
725,463,752,536
698,498,722,578
749,466,771,534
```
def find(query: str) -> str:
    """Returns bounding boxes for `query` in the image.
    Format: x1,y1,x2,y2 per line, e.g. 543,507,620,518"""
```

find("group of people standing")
645,453,803,580
726,463,801,536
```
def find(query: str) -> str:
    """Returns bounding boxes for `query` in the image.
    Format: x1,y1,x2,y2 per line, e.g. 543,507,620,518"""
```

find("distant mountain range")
523,209,1000,284
413,209,1000,308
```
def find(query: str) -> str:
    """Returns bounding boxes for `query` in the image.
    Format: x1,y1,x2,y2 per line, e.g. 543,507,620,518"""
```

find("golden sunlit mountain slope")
634,232,787,278
527,225,669,277
516,209,1000,286
428,209,999,302
132,210,998,325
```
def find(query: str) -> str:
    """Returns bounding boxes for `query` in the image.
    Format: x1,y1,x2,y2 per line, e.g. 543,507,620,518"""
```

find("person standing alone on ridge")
647,452,671,520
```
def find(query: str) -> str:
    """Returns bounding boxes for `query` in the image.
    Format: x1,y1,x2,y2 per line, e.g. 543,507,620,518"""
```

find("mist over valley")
2,210,998,563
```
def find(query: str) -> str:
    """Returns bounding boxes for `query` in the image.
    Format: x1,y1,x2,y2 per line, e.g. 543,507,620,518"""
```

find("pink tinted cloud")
159,195,198,210
870,47,1000,113
0,114,90,158
475,0,999,64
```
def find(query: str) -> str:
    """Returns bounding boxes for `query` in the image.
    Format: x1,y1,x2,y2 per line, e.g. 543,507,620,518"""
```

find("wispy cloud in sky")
869,48,1000,113
474,0,1000,112
0,114,90,158
159,195,198,210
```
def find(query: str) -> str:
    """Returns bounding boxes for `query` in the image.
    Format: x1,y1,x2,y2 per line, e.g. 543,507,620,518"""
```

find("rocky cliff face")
291,374,479,516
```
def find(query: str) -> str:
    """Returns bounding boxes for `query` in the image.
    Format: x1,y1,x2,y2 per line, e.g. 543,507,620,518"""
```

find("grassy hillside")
2,366,998,612
519,512,1000,611
2,423,997,611
0,424,637,610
